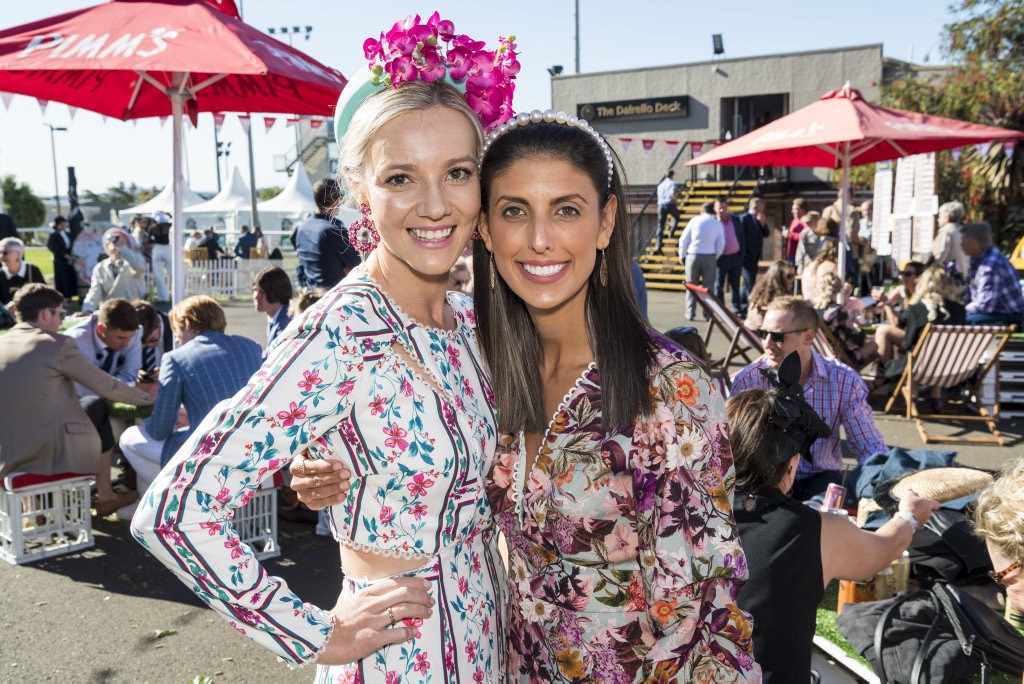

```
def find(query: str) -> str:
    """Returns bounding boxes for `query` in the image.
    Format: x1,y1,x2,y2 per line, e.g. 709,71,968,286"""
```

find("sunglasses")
49,307,67,320
900,270,920,277
989,559,1020,587
756,327,808,344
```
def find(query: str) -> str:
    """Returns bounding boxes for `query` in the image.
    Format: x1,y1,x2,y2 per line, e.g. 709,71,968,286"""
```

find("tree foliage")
258,186,283,201
880,0,1024,249
1,175,46,228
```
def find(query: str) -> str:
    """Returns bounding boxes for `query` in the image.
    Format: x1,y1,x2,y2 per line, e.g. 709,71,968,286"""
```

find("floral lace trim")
337,536,433,561
358,266,461,340
512,361,597,520
299,610,336,670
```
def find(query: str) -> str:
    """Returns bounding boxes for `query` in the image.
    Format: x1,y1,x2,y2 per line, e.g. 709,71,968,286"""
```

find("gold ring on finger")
387,605,396,628
295,459,306,477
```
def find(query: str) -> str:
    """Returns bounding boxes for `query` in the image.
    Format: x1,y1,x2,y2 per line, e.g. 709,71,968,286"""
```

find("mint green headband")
333,69,467,149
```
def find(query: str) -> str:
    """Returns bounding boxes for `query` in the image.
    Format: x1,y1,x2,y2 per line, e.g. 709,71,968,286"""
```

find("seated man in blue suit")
119,295,262,512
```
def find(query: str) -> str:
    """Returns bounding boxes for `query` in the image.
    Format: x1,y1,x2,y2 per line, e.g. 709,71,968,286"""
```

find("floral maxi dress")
485,341,759,683
133,270,507,683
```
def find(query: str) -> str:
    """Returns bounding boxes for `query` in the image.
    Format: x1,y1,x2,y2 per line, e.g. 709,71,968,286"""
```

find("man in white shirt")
677,201,724,320
654,170,680,252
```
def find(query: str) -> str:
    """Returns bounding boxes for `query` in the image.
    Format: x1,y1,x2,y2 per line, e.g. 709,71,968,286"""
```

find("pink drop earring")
347,203,380,252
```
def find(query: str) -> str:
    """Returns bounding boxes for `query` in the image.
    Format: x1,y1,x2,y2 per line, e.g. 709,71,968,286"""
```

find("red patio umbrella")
687,85,1023,279
0,0,346,300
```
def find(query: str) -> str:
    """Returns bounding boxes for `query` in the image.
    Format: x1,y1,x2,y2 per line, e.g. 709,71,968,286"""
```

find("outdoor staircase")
638,180,760,291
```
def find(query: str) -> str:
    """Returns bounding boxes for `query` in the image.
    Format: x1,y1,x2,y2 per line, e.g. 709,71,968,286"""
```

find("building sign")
578,96,689,123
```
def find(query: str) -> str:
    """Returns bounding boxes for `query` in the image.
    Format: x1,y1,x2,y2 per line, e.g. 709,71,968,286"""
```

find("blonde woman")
974,457,1024,630
880,265,966,408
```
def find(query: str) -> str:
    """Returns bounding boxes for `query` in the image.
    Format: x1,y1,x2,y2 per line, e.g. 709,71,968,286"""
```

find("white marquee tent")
184,167,253,236
119,179,206,219
257,164,316,215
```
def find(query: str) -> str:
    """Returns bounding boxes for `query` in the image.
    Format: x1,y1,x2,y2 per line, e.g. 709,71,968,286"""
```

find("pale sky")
1,0,955,200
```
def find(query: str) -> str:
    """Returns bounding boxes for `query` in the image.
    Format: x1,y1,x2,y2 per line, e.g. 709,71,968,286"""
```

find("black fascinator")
758,351,832,462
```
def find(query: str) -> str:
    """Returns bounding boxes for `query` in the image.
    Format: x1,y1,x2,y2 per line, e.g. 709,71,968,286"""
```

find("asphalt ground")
3,289,1020,682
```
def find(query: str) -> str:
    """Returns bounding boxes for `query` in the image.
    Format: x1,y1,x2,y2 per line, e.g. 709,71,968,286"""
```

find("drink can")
823,483,846,511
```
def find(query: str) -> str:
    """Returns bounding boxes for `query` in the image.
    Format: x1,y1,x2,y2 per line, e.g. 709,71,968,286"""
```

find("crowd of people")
2,15,1023,684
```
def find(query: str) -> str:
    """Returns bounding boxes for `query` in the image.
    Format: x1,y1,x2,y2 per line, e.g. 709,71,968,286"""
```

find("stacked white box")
233,486,280,561
1,473,96,565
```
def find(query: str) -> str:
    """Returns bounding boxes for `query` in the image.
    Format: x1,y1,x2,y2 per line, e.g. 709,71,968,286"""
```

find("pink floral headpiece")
338,13,519,135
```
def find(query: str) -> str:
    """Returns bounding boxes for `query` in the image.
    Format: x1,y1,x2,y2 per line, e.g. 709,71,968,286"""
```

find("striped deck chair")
883,323,1013,445
684,282,763,387
812,325,856,369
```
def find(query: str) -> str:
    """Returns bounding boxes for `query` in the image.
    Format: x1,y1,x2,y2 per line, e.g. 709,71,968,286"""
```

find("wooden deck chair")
813,324,856,369
884,323,1013,445
684,283,763,384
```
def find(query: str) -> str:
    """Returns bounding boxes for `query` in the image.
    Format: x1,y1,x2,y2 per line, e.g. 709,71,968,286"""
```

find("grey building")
550,44,894,189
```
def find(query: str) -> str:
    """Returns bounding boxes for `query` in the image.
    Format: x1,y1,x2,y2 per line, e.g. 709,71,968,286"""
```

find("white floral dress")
133,269,507,683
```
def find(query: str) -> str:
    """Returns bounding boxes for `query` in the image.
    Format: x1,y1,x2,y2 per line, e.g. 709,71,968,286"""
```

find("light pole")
268,25,314,165
45,124,67,216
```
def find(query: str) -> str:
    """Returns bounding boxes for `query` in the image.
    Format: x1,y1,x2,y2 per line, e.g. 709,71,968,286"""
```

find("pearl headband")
481,109,615,193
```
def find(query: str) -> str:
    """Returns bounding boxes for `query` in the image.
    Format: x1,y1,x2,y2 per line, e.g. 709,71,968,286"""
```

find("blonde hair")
909,264,954,322
815,272,843,309
169,295,226,335
339,80,483,208
974,457,1024,564
765,296,819,332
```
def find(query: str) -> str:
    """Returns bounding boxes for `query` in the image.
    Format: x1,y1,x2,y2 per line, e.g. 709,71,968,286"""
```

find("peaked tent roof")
257,164,316,214
120,180,206,217
184,167,252,214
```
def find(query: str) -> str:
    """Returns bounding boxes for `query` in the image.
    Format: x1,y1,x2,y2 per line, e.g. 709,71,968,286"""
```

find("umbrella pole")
838,146,851,283
171,89,186,304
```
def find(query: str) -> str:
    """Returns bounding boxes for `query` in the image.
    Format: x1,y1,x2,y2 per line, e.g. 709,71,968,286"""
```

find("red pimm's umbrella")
0,0,346,300
687,85,1023,278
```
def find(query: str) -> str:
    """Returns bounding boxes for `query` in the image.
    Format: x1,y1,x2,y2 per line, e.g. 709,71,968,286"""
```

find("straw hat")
890,467,993,504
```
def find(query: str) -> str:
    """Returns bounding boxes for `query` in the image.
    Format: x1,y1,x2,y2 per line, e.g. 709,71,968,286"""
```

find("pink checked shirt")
731,352,887,478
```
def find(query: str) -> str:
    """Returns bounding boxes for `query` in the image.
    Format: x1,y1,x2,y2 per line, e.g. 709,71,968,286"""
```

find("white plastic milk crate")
232,478,280,561
0,472,96,565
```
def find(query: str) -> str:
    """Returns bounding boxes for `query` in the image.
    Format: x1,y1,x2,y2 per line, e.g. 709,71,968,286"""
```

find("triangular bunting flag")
159,116,169,128
691,141,704,156
951,147,961,161
264,116,276,132
286,117,300,128
238,114,251,134
0,92,13,111
619,137,632,153
309,118,324,130
131,119,138,127
67,105,78,120
641,139,655,156
214,113,226,131
665,140,680,157
977,142,991,157
1005,141,1016,159
37,98,48,116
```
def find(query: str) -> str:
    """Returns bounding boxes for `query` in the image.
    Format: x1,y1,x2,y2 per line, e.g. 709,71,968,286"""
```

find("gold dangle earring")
599,249,608,287
489,252,496,290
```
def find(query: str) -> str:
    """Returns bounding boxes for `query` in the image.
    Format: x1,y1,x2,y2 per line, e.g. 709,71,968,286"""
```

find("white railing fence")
143,258,285,300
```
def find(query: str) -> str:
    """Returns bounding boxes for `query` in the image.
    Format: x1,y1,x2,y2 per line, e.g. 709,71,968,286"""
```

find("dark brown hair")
474,122,656,432
12,283,63,323
727,388,792,494
254,266,293,305
98,298,140,332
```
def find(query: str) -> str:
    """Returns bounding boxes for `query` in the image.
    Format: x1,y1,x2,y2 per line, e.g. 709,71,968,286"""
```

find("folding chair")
883,323,1013,445
813,325,856,369
684,283,763,386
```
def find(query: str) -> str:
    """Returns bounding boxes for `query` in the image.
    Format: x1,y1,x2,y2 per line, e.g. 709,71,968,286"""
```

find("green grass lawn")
23,246,54,281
